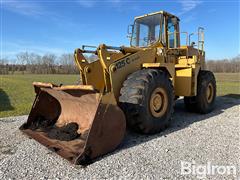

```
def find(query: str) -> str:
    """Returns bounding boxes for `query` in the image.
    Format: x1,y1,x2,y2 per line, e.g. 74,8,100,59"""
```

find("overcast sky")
1,0,240,60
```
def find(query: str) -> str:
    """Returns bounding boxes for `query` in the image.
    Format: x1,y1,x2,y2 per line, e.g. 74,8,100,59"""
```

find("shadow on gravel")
0,88,14,111
221,94,240,99
91,94,240,164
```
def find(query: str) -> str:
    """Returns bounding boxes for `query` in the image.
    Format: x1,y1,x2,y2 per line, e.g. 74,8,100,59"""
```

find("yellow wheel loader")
20,11,216,165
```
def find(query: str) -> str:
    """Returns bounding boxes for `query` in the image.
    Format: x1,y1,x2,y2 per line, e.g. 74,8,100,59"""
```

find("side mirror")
127,24,133,39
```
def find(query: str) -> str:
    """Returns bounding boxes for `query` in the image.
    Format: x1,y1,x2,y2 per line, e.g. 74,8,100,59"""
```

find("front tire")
184,70,216,114
119,69,174,134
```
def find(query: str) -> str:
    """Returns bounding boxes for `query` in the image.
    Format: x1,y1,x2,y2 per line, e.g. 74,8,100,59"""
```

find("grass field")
0,74,79,118
0,73,239,118
214,73,240,96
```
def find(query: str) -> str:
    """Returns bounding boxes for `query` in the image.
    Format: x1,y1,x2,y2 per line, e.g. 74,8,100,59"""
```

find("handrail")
188,27,205,54
167,31,189,47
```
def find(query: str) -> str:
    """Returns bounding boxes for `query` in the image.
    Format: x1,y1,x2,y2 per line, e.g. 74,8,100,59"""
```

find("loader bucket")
20,83,126,165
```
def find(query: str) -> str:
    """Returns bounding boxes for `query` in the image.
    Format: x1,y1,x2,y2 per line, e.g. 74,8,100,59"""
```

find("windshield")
131,14,163,47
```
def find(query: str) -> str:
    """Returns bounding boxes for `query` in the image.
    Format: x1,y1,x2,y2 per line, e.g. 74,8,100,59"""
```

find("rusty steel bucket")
20,82,126,165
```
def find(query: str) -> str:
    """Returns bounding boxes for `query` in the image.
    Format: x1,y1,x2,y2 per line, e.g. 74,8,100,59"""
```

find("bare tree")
16,52,31,74
206,55,240,73
6,51,240,75
59,53,77,74
41,53,56,74
0,58,9,74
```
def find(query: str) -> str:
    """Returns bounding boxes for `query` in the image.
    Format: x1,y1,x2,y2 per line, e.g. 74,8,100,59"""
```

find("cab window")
167,17,178,48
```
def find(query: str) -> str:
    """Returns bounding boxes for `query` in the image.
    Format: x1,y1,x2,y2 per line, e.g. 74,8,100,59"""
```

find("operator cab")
129,11,180,49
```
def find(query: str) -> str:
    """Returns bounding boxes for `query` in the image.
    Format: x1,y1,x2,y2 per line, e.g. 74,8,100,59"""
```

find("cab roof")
134,11,180,21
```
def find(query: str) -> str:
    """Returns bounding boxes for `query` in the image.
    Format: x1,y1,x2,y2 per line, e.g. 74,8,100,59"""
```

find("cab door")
166,16,180,48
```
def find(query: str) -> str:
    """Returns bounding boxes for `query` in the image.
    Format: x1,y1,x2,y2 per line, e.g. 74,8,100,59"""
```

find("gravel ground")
0,96,239,179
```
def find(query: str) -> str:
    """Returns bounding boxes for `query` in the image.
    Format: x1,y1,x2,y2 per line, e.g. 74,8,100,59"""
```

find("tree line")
0,52,239,74
0,52,80,74
205,55,239,73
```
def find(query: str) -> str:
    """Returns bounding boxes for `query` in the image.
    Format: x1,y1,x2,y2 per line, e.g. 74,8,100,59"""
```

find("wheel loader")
20,11,216,165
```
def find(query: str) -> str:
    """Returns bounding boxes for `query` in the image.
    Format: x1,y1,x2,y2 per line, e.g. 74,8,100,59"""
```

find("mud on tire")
119,69,174,134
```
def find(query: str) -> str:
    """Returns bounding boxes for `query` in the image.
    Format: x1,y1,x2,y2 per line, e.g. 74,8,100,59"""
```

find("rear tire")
119,69,174,134
184,70,216,114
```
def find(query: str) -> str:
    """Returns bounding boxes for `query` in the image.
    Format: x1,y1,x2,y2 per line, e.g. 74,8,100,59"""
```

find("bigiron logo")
180,161,237,179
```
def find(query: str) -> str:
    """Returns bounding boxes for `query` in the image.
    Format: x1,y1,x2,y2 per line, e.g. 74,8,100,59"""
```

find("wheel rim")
206,83,214,103
150,87,168,118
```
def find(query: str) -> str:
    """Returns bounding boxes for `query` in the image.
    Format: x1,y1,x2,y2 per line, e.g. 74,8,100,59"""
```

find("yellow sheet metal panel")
83,60,105,92
109,49,156,99
193,65,200,96
175,68,192,96
177,57,196,65
142,63,161,68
